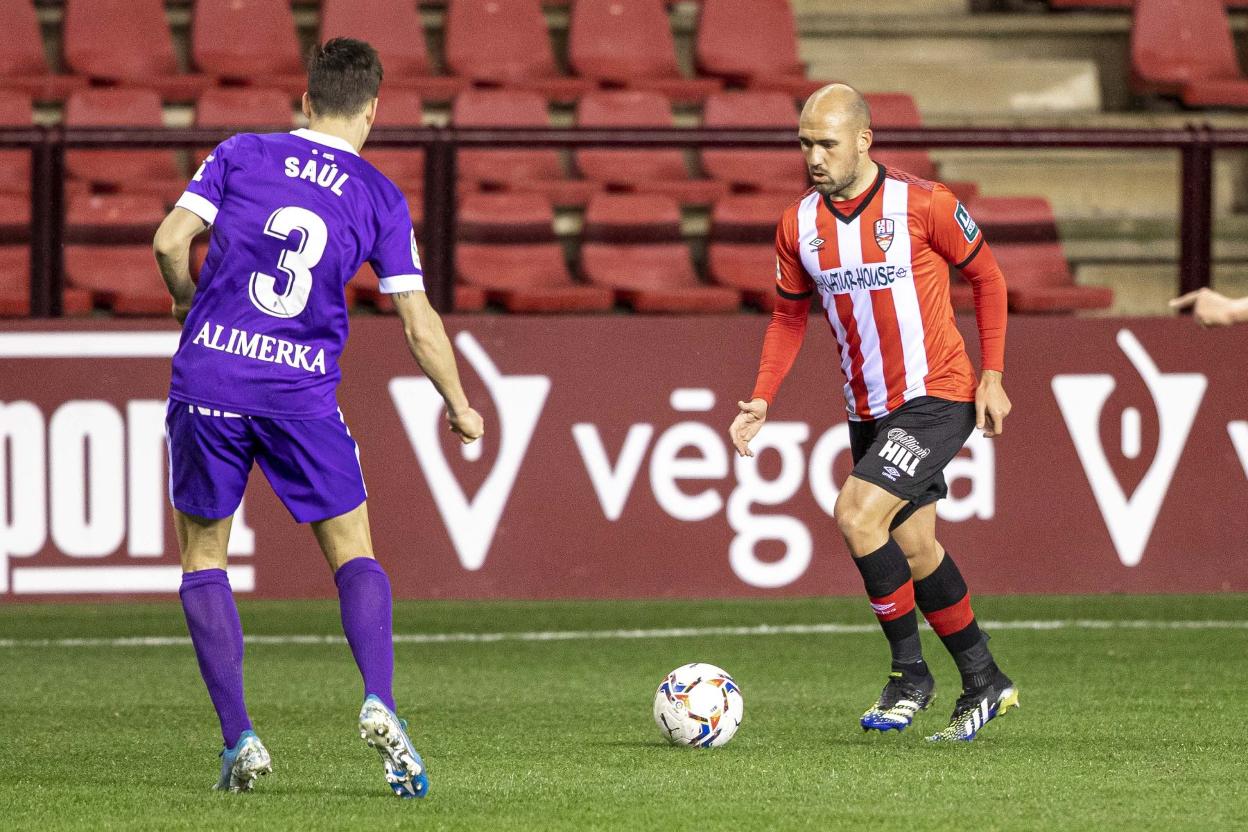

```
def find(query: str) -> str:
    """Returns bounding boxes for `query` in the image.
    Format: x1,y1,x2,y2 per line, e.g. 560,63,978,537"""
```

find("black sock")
914,553,995,688
852,539,926,671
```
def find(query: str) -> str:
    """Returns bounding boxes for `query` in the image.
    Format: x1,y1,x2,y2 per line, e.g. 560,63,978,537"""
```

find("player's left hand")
976,370,1011,438
172,298,192,325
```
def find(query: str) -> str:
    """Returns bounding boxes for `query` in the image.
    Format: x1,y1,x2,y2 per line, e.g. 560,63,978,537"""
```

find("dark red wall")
2,316,1245,601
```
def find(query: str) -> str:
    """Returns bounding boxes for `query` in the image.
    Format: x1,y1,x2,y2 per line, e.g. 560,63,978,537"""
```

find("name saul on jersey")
190,320,328,375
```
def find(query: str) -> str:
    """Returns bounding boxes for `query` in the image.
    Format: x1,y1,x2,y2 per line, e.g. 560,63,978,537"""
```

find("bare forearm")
401,301,470,414
154,246,196,304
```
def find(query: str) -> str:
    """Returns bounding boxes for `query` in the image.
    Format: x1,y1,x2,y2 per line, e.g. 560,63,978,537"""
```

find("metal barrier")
0,125,1234,315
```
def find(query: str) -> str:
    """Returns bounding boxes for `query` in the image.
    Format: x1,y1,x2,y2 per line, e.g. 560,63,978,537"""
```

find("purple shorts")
166,399,367,524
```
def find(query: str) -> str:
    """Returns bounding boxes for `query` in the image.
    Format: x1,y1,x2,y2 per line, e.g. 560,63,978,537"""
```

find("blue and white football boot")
358,695,429,799
213,730,272,792
860,669,936,732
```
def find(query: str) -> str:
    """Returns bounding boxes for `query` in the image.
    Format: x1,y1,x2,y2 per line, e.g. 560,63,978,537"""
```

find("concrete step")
804,58,1101,117
792,0,969,17
931,149,1243,219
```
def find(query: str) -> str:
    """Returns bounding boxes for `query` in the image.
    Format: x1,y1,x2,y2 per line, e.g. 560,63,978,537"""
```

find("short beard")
812,174,857,198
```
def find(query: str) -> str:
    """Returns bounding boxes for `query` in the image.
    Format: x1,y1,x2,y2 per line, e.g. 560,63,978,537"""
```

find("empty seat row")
0,0,823,103
0,190,1110,316
1,87,941,205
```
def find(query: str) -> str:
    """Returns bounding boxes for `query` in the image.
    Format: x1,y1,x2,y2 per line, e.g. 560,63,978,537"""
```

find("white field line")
0,619,1246,650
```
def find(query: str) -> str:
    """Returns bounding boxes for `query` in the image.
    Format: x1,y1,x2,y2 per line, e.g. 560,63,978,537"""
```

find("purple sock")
179,568,252,748
335,557,396,711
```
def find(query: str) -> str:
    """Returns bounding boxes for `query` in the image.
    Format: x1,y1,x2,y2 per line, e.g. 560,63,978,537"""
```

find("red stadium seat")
66,192,167,243
196,88,294,128
694,0,824,98
0,91,32,194
453,90,597,206
0,192,29,242
863,92,939,182
576,91,725,204
62,0,208,100
65,245,172,315
456,192,613,312
1132,0,1248,106
0,246,93,316
950,243,1112,314
321,0,467,101
706,192,798,310
706,244,777,311
966,196,1060,244
701,92,806,192
365,94,425,196
0,0,83,99
444,0,594,101
568,0,720,103
0,245,28,315
192,0,306,94
64,90,182,194
581,193,740,312
710,192,798,242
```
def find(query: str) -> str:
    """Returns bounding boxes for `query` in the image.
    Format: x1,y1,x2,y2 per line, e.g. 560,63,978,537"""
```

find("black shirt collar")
822,163,886,225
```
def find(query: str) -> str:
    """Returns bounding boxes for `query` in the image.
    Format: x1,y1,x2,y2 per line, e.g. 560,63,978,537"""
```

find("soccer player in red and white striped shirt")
729,84,1018,742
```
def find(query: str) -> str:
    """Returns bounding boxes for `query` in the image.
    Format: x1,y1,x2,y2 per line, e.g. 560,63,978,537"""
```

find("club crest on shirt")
873,218,894,253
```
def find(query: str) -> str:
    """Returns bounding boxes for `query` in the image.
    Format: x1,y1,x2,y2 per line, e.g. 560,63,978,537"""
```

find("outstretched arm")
730,294,810,457
391,290,484,445
152,207,208,325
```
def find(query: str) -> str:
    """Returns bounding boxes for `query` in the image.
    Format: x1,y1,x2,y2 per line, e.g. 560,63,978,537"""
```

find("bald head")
797,83,876,199
800,83,872,133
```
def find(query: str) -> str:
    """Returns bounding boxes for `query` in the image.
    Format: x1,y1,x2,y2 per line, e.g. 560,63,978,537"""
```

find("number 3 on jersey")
249,206,327,318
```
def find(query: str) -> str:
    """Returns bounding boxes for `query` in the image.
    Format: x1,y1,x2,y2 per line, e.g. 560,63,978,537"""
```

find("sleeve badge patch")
954,202,980,243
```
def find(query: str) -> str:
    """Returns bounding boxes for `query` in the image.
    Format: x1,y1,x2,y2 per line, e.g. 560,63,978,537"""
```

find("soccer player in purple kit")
151,39,483,797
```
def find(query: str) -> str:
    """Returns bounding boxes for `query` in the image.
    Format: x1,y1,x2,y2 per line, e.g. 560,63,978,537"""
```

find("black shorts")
849,396,976,527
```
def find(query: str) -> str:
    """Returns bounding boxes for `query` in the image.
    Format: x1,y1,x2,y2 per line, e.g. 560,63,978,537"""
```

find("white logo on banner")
1229,421,1248,479
1052,329,1206,568
389,332,549,571
574,391,995,589
0,395,253,595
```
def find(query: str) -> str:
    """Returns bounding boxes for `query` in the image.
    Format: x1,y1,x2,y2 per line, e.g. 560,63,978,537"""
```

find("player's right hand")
172,299,192,325
729,398,768,458
448,406,484,445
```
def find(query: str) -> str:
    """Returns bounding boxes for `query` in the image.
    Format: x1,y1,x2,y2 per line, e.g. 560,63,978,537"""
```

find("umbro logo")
809,237,824,252
870,601,896,615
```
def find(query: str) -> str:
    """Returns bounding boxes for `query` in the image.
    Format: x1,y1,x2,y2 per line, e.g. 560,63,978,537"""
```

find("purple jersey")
169,129,423,418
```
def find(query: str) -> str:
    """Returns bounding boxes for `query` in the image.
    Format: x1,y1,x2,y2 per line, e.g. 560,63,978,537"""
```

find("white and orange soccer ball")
653,663,744,748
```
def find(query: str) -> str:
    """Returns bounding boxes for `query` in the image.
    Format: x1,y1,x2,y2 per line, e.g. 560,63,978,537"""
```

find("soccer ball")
653,663,744,748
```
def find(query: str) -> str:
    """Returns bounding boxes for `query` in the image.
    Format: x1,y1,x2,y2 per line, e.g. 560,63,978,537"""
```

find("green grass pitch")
2,595,1246,831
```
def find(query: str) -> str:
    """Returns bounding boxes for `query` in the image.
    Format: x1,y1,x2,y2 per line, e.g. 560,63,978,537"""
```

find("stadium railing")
0,124,1229,315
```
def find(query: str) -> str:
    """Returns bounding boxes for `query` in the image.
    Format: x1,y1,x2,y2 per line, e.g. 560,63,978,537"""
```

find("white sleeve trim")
175,191,219,226
377,274,426,294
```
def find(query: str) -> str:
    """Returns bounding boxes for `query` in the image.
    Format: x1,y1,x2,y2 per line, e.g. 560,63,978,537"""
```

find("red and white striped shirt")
757,164,1007,420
